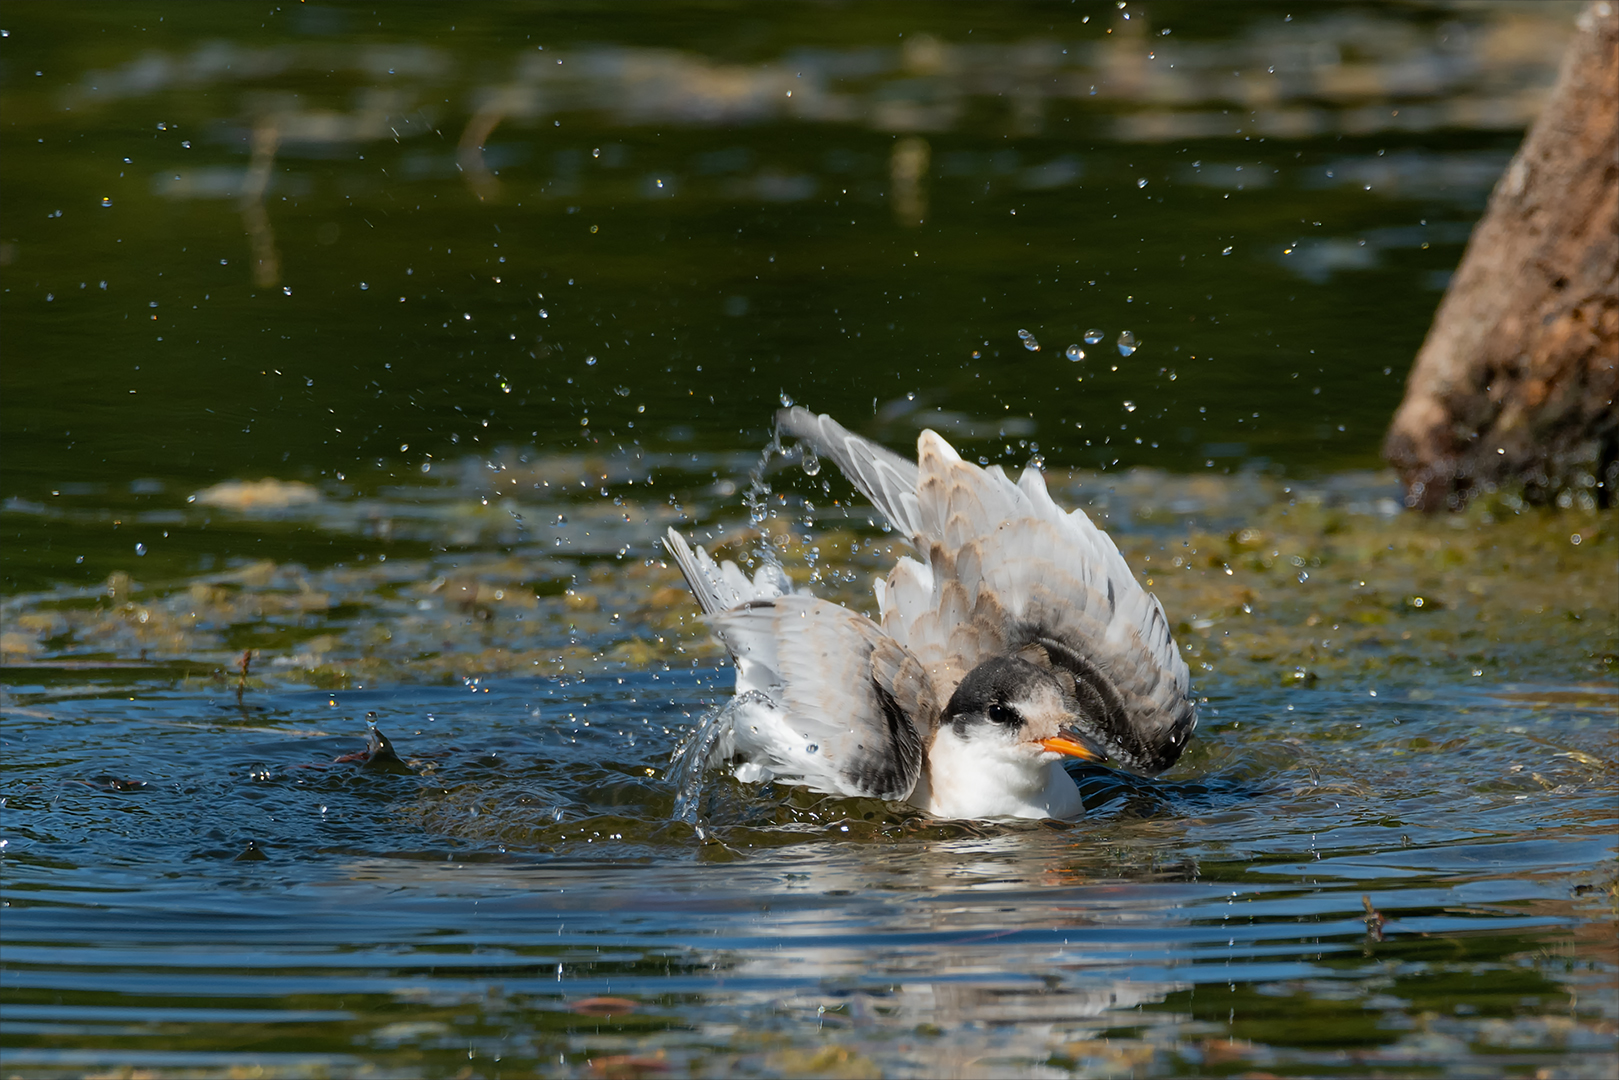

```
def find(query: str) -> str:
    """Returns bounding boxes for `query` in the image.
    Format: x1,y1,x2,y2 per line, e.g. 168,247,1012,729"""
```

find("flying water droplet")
1137,178,1148,189
1084,328,1103,344
1123,400,1137,412
1222,246,1233,255
1117,330,1138,357
282,286,292,296
100,197,112,207
780,393,794,407
1065,344,1084,362
134,543,147,556
801,447,821,476
1017,329,1040,352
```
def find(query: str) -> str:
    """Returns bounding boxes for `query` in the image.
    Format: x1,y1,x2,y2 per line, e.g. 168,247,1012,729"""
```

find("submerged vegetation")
4,461,1612,697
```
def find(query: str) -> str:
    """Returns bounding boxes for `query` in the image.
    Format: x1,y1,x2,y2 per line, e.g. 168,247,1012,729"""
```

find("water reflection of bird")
664,407,1196,821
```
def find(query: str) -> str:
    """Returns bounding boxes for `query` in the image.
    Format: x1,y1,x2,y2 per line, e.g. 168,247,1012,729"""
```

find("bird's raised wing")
777,406,924,542
899,432,1194,774
773,410,1195,776
664,527,792,616
706,595,937,801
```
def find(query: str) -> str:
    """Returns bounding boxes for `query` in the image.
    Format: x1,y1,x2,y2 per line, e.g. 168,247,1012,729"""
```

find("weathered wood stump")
1385,0,1618,510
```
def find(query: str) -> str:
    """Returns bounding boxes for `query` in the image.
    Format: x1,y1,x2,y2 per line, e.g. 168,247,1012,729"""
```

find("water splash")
668,699,729,822
670,692,776,823
742,418,794,570
674,417,823,822
744,458,774,526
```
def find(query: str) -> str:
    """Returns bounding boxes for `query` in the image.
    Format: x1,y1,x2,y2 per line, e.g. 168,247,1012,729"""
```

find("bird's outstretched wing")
665,528,937,800
775,411,1195,775
777,406,924,541
708,596,936,801
663,527,791,615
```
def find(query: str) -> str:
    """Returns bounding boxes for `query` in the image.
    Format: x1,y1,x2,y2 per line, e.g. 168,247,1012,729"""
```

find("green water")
2,3,1615,1078
2,1,1554,592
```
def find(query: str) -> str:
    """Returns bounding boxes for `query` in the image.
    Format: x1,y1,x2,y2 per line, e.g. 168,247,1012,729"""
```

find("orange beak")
1039,734,1101,761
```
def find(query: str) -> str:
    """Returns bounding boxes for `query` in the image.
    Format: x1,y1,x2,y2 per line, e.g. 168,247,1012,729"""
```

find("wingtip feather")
916,428,961,463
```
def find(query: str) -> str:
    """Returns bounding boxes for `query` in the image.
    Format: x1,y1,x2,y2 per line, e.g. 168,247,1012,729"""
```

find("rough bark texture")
1385,1,1618,511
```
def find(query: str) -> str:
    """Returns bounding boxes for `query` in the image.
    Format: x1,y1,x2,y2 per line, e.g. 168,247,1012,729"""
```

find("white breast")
909,726,1085,821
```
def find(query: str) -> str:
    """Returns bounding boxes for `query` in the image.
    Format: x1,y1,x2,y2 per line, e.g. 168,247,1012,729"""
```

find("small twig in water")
1362,894,1386,942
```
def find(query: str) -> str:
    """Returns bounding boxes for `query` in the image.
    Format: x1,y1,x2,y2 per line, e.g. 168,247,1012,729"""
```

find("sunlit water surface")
4,647,1616,1077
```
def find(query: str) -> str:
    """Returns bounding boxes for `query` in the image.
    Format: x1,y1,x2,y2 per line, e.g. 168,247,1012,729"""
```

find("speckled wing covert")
664,529,937,800
776,409,1196,775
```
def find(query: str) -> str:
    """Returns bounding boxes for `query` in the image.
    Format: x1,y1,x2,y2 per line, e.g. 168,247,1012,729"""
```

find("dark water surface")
4,674,1616,1078
2,3,1616,1077
0,0,1595,592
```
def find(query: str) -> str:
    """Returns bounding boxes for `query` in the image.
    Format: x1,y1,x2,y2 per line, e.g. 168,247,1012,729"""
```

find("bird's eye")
986,703,1018,726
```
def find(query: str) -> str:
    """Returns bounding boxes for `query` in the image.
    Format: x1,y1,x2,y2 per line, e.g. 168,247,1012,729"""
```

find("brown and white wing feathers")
910,431,1193,772
773,410,1195,775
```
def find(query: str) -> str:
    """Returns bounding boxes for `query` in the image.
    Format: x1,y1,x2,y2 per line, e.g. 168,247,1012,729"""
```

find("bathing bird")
663,407,1196,821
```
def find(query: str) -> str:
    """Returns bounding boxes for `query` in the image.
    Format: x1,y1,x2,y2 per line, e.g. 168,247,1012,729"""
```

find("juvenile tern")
664,407,1196,821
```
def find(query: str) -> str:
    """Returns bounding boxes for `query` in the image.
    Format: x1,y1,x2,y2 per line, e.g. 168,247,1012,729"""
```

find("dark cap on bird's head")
942,656,1101,762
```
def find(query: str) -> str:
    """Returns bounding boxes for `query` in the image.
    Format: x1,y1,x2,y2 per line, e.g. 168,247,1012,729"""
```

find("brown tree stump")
1385,0,1618,510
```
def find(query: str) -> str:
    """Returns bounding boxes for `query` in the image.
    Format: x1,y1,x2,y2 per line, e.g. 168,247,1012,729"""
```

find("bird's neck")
910,727,1084,821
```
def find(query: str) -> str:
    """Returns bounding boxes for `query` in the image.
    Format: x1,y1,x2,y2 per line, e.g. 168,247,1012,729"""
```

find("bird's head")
940,656,1101,770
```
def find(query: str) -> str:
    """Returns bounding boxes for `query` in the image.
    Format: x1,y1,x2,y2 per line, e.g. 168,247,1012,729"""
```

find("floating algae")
1,464,1612,694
